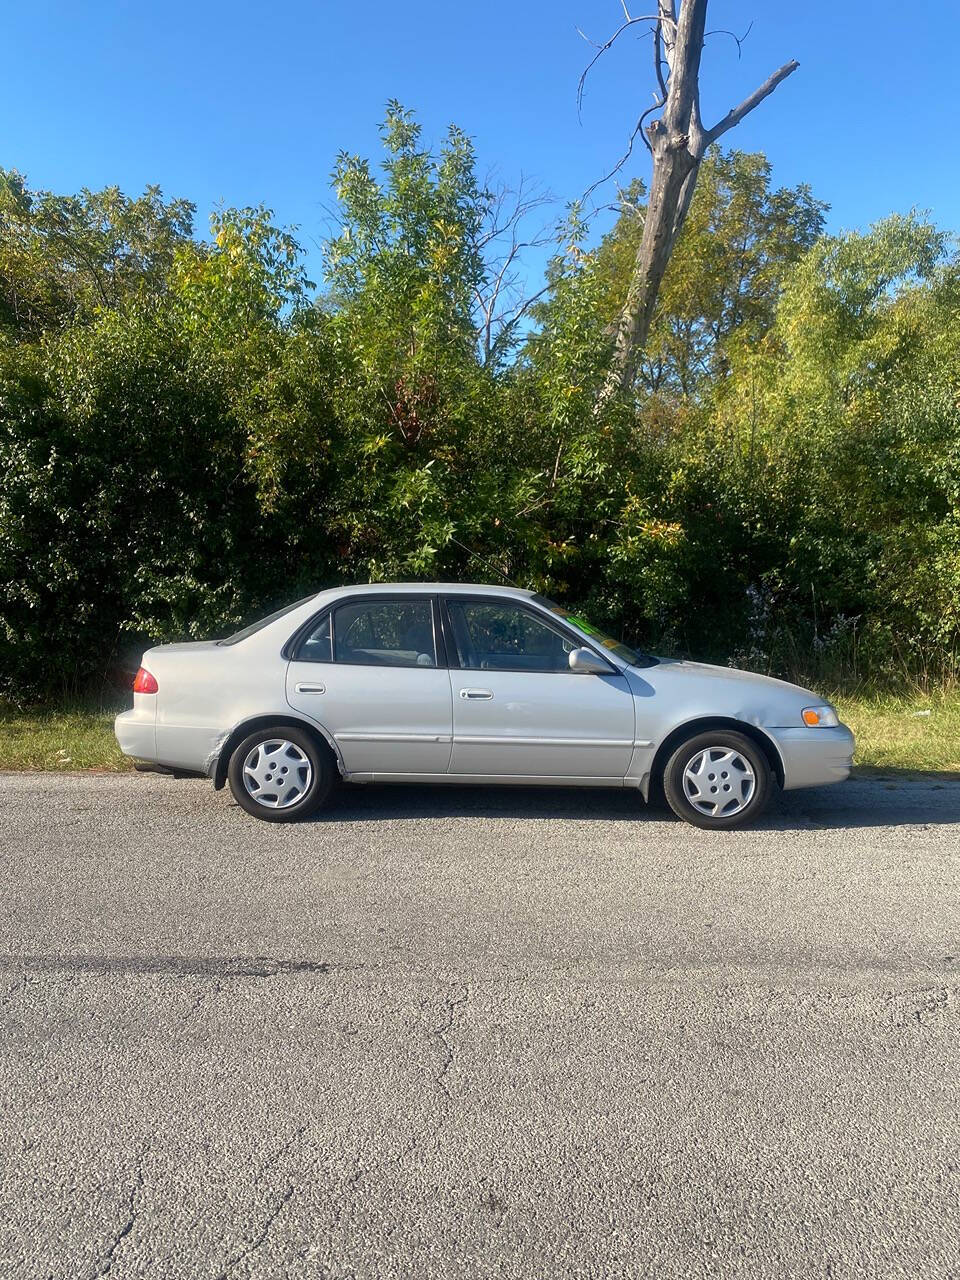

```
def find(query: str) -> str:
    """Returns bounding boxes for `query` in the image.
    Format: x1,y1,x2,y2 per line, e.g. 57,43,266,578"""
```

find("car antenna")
448,536,522,589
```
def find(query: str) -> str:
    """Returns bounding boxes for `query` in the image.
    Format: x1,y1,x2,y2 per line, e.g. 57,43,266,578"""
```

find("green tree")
591,149,827,397
250,104,508,582
0,169,195,336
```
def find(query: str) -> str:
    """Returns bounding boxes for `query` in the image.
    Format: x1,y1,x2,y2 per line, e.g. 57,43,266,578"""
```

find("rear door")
442,596,635,780
285,595,453,776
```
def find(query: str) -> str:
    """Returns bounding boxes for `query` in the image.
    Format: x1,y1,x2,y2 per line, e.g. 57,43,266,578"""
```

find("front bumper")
767,724,855,790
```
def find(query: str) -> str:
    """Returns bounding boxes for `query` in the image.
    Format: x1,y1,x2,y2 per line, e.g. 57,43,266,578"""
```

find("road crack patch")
183,977,223,1021
89,1148,146,1279
0,955,332,979
257,1124,307,1177
887,984,956,1028
207,1125,308,1277
213,1184,294,1279
433,982,469,1100
2,975,26,1004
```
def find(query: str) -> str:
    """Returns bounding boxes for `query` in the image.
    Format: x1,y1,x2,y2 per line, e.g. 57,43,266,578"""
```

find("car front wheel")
227,725,333,822
662,730,772,830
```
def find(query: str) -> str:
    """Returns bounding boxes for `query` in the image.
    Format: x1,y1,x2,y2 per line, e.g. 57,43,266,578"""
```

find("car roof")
312,582,538,601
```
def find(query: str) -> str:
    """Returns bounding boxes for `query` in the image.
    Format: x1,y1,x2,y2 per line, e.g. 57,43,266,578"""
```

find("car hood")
637,657,818,701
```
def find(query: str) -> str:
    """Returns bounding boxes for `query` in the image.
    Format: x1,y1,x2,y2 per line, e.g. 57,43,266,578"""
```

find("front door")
285,595,453,776
443,596,635,780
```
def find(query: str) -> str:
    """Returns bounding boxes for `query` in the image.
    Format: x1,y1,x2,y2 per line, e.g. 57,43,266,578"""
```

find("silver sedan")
115,583,855,829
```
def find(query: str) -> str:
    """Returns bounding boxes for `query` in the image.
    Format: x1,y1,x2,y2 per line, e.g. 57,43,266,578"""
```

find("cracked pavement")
0,770,958,1279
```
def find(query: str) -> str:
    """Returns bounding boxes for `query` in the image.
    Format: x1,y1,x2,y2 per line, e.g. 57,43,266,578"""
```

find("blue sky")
5,1,958,288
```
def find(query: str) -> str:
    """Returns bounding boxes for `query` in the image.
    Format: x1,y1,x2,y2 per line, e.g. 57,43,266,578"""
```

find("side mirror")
568,647,614,675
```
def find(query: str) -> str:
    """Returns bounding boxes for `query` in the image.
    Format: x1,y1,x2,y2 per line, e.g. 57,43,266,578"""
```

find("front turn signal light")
801,706,838,727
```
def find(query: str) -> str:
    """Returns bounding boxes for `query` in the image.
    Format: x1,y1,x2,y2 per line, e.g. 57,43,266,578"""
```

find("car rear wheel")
227,725,333,822
662,730,771,830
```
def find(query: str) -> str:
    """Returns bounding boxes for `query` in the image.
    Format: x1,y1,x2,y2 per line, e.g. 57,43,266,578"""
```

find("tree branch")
704,19,753,59
487,282,553,364
652,18,668,101
576,14,662,118
706,59,800,144
582,99,661,204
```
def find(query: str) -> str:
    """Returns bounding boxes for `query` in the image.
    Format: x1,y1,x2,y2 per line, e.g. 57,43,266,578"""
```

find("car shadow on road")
307,774,960,831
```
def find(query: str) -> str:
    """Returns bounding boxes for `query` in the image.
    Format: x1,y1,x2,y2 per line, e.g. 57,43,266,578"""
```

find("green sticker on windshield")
568,615,601,636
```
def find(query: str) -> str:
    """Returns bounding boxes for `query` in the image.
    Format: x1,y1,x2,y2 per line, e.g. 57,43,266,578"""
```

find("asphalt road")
1,771,958,1280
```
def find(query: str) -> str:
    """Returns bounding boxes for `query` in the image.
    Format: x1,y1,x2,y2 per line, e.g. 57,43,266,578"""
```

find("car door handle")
295,682,325,694
460,688,493,699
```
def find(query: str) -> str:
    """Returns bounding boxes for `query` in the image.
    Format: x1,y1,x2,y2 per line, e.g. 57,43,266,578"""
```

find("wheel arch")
212,713,342,790
645,716,785,799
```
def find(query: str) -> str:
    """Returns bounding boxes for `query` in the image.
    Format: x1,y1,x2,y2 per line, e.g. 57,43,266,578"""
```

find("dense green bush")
0,118,958,704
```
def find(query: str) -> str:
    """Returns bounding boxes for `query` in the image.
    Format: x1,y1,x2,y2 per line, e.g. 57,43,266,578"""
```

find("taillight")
133,667,159,694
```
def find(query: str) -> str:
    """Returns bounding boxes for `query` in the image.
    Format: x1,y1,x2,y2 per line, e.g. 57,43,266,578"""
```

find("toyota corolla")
115,583,854,829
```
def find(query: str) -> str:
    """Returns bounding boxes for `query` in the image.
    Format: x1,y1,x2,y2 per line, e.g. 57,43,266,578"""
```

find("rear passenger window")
298,614,332,662
332,600,437,668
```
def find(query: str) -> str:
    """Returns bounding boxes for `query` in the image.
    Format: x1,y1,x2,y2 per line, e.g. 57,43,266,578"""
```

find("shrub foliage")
1,114,958,702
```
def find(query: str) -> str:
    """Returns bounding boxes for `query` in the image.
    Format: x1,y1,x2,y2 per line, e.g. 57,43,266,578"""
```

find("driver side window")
446,600,575,672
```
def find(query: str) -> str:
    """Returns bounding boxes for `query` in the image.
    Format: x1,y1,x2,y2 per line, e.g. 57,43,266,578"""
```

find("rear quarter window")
217,595,316,646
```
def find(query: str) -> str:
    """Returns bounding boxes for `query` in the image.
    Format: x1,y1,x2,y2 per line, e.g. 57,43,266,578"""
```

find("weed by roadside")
833,690,960,775
0,707,131,771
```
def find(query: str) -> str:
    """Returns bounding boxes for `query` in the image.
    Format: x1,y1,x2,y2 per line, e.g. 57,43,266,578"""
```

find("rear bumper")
114,707,157,762
116,709,222,775
768,724,855,790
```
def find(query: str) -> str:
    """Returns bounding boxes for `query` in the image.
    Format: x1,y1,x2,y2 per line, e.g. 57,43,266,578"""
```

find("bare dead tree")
470,175,555,366
581,1,798,410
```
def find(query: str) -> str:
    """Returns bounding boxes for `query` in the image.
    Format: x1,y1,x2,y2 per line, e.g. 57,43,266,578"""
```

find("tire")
227,724,333,822
662,729,772,830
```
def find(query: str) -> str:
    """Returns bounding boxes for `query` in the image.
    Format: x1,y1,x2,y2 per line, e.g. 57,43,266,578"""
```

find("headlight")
801,705,839,727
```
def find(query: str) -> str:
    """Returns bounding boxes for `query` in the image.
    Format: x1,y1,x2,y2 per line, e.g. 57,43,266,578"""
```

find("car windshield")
531,595,657,668
217,594,316,646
